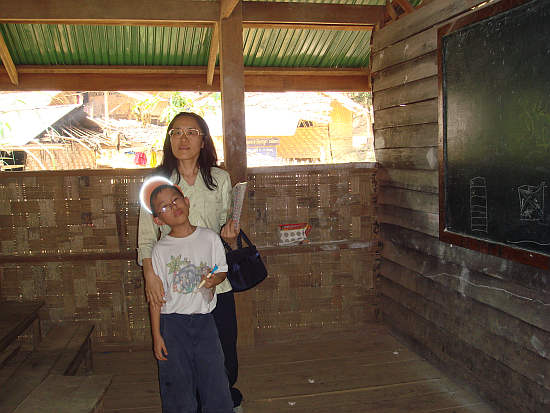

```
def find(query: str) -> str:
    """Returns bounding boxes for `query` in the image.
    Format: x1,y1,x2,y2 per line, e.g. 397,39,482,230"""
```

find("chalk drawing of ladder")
470,177,488,233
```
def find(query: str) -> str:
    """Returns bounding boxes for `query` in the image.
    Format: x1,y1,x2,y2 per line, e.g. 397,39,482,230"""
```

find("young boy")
142,177,233,413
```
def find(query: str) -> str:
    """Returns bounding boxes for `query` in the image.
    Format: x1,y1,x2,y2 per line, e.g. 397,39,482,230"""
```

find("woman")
138,112,243,411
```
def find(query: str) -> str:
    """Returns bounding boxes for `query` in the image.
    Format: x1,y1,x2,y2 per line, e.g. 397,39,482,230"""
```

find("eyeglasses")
157,196,185,215
168,128,204,139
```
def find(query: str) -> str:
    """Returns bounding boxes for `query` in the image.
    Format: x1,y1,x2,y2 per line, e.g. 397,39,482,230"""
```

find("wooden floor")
94,323,499,413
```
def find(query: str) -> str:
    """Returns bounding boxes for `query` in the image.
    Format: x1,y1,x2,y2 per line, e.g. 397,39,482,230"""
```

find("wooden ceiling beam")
207,23,220,86
15,65,368,77
243,2,384,26
0,32,18,85
394,0,415,14
0,0,219,25
244,23,373,31
0,0,384,27
386,0,399,21
221,0,240,19
0,68,370,92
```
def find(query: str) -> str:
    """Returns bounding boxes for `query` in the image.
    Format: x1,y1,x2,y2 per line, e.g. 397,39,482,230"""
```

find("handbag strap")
220,229,255,252
220,234,233,252
238,230,254,248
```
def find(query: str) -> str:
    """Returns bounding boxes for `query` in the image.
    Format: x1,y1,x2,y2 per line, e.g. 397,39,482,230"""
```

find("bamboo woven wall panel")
251,247,378,345
0,173,143,257
247,167,377,247
0,260,149,345
0,165,378,345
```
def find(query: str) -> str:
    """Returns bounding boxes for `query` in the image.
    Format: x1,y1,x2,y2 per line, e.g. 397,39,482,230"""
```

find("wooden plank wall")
371,1,550,413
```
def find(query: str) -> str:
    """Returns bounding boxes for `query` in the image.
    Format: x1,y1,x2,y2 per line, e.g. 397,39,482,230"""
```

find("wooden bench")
0,322,95,412
0,342,21,369
0,301,44,353
13,374,112,413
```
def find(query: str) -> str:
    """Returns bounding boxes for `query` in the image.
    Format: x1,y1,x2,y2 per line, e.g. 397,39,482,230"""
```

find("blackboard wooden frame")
437,0,550,270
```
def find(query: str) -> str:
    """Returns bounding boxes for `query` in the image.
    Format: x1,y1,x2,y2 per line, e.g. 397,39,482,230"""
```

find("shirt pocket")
192,188,222,230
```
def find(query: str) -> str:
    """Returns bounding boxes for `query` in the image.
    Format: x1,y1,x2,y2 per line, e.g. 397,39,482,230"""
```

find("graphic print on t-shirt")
166,254,210,294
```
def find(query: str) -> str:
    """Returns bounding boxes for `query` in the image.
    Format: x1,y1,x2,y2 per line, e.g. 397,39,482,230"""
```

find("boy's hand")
153,335,168,361
201,272,217,289
201,271,227,289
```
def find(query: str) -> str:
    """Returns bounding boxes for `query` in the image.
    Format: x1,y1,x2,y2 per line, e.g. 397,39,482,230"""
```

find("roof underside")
0,24,374,68
0,0,423,91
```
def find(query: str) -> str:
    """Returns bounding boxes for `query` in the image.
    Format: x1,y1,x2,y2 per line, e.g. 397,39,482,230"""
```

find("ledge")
257,239,379,256
247,162,378,175
0,251,136,264
0,239,379,264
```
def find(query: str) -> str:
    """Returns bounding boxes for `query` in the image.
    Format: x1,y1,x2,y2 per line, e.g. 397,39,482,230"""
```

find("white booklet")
231,182,248,229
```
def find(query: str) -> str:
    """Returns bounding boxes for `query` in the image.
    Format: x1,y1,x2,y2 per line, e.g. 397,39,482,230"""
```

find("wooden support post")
219,0,247,185
0,31,18,85
219,0,254,347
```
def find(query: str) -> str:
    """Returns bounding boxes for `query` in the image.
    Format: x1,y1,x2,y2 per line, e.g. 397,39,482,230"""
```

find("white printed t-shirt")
151,227,228,315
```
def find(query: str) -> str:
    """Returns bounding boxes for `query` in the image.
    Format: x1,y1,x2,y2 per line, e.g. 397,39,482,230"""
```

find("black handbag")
221,230,267,292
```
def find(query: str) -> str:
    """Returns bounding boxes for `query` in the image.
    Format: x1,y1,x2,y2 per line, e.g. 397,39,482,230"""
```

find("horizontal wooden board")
378,186,439,214
381,223,550,296
374,99,438,129
373,0,488,52
0,71,371,92
0,322,88,411
378,257,550,363
372,27,437,72
237,358,440,399
375,147,438,171
374,123,438,149
377,204,438,237
380,227,550,332
379,276,550,390
377,168,438,194
373,52,437,92
13,374,112,413
381,297,550,413
246,388,484,413
240,328,407,365
373,76,438,111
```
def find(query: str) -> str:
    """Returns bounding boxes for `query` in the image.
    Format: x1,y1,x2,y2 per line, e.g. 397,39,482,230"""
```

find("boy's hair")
150,184,185,217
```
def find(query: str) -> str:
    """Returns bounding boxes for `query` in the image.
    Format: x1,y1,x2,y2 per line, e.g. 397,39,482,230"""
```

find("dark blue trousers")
212,291,242,408
158,313,233,413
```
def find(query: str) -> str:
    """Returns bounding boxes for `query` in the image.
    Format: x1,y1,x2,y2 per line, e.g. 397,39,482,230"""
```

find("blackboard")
439,0,550,268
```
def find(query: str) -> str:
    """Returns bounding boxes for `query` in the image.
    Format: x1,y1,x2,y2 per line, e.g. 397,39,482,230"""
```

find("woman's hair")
156,112,219,190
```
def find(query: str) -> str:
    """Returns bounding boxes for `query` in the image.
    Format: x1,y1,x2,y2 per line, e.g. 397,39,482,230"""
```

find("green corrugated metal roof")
1,23,374,69
0,0,423,70
243,28,372,68
0,24,214,66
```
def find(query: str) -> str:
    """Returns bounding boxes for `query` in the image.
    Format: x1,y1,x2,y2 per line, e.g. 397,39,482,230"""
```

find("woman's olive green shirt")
137,167,233,293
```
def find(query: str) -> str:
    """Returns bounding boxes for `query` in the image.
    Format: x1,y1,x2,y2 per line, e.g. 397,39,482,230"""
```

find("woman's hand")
221,219,240,243
143,258,166,306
